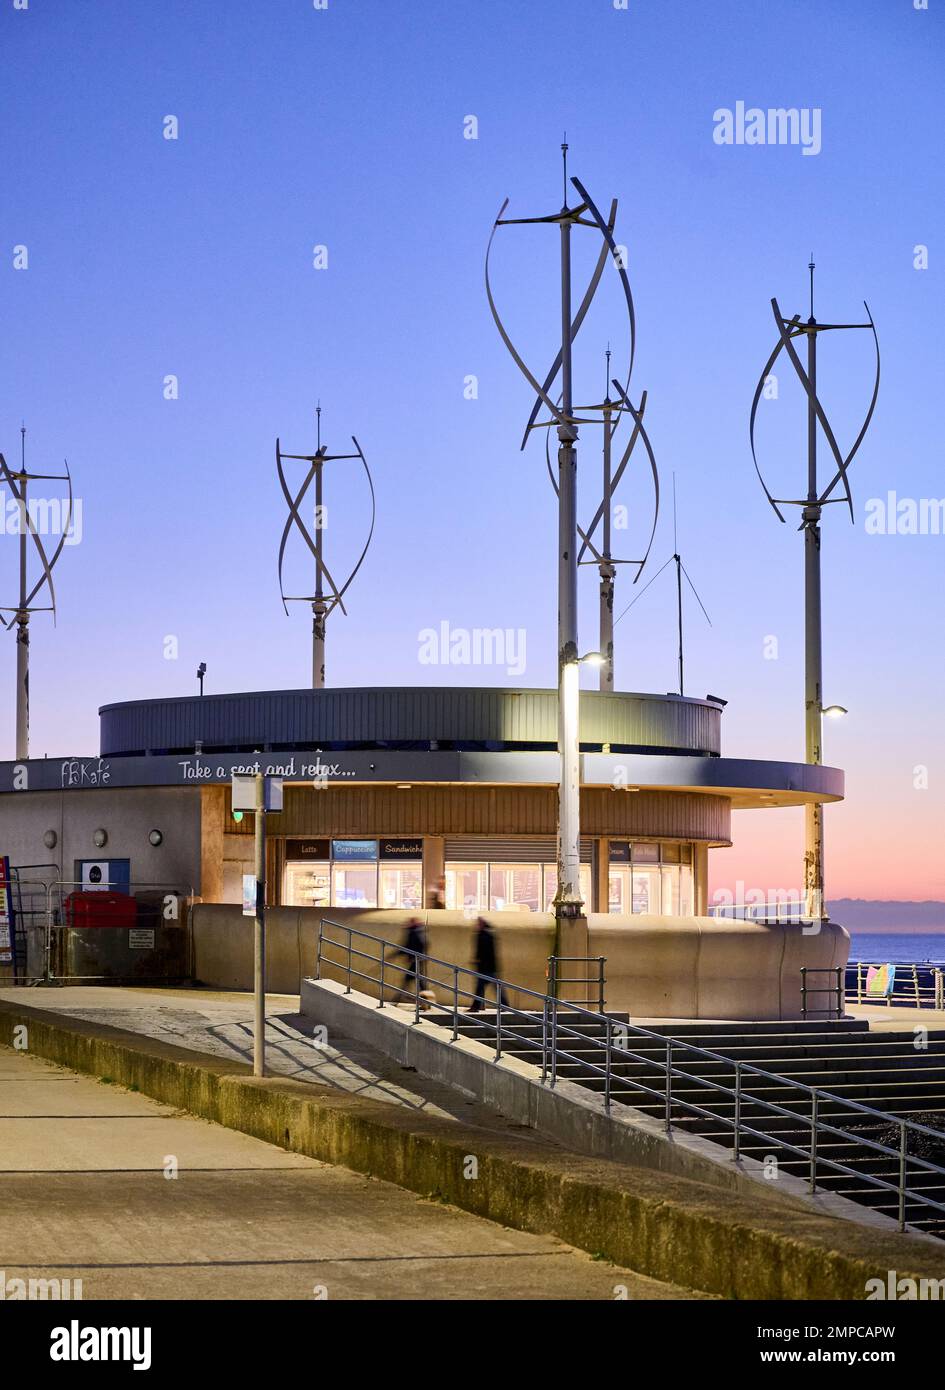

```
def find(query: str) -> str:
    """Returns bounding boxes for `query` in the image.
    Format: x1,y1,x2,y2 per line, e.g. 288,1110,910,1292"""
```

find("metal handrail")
547,954,605,1012
800,966,843,1018
710,900,812,924
315,917,945,1233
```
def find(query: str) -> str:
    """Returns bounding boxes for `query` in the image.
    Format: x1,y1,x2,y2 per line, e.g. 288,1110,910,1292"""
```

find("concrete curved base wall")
191,904,850,1021
588,915,849,1020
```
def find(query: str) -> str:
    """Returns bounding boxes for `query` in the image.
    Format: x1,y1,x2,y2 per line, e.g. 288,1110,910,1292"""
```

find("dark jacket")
401,921,427,962
474,923,497,976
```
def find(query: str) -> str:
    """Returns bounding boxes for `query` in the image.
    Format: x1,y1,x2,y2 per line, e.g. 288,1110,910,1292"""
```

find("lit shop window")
380,864,423,910
607,842,694,917
446,861,592,913
284,861,330,908
490,864,542,913
330,840,378,907
331,864,378,907
445,864,487,913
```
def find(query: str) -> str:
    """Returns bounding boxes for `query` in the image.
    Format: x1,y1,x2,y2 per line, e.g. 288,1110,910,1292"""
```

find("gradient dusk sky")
1,0,942,903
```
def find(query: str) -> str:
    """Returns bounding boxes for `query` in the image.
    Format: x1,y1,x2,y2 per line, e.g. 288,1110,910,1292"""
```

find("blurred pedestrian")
467,917,502,1012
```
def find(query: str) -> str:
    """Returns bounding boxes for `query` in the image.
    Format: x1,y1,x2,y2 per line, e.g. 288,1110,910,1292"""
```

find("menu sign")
379,838,423,860
285,839,330,862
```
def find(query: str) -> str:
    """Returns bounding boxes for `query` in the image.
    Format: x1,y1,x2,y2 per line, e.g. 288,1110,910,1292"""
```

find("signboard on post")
231,772,281,1080
232,773,283,813
0,856,13,966
242,874,256,918
231,774,257,811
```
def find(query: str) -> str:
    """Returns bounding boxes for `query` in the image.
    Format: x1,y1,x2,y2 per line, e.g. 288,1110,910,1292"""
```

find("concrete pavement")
0,985,510,1125
0,1047,703,1300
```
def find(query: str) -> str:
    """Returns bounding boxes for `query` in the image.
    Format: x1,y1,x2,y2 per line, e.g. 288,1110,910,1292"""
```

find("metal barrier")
710,900,811,925
848,961,945,1011
546,954,605,1012
800,966,843,1019
6,877,193,984
315,917,945,1234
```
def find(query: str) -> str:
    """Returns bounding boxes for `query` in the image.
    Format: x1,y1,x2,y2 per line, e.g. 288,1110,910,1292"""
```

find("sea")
848,933,945,965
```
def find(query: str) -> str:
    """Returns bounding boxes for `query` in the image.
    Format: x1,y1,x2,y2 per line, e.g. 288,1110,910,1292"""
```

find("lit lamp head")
823,704,848,719
578,652,605,667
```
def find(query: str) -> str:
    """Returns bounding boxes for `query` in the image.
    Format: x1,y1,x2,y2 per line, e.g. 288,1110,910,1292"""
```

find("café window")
379,864,422,909
283,839,331,909
330,839,386,908
608,842,694,917
377,839,423,909
446,860,591,914
490,864,542,913
285,860,331,909
446,863,487,913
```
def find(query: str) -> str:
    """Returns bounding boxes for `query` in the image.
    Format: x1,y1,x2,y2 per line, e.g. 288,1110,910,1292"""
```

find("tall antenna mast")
615,471,710,696
486,144,649,930
0,429,73,759
750,262,879,921
276,404,375,689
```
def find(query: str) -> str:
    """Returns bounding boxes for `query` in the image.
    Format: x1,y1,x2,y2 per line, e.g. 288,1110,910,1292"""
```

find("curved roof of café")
91,686,843,810
100,686,724,758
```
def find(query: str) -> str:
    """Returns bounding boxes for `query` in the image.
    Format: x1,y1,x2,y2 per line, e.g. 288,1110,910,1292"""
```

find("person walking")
387,917,428,1004
467,917,501,1013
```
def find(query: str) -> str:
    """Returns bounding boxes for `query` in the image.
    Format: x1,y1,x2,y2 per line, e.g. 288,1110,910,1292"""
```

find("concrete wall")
191,903,850,1019
0,785,202,894
588,916,849,1019
192,904,559,1007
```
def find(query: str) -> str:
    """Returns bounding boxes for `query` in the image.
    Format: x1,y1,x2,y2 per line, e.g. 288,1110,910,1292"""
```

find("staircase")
443,1012,945,1235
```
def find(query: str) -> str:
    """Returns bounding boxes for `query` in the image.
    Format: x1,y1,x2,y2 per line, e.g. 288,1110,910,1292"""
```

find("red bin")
64,892,137,931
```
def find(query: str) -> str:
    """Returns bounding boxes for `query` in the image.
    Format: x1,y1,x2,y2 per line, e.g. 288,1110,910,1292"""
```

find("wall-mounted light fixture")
43,829,57,850
148,829,164,847
92,828,107,849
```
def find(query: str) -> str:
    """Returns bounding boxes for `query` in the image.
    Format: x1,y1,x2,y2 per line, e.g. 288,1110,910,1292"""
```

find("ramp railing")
315,916,945,1236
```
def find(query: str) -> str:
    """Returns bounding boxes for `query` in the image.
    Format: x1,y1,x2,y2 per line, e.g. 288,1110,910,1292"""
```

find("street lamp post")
555,153,583,928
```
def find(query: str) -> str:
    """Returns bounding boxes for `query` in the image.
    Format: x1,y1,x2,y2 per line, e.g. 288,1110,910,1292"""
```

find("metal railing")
546,954,605,1012
847,961,945,1011
800,966,843,1019
710,900,813,925
315,917,945,1234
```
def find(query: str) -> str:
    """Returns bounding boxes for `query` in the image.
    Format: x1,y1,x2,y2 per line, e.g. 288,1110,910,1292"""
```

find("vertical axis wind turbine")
0,427,73,759
749,259,879,921
535,343,659,693
276,404,375,689
487,140,652,924
614,474,710,697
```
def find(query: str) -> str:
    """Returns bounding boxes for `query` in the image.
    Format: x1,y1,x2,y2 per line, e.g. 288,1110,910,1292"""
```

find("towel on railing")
865,963,896,999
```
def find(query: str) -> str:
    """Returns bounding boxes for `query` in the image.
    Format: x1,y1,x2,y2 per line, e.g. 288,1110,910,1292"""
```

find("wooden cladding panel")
270,784,730,844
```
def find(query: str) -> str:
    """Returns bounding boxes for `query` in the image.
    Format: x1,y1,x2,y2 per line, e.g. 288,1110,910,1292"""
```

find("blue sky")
1,0,942,897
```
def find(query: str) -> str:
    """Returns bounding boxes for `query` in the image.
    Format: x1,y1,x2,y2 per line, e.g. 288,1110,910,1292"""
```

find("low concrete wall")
192,903,849,1020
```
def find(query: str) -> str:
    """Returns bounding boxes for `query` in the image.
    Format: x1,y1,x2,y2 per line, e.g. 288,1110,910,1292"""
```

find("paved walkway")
847,1003,945,1031
0,1047,702,1300
0,985,535,1133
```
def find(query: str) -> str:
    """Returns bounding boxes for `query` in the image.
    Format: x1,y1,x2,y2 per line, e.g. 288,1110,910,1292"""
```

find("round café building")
0,684,842,916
